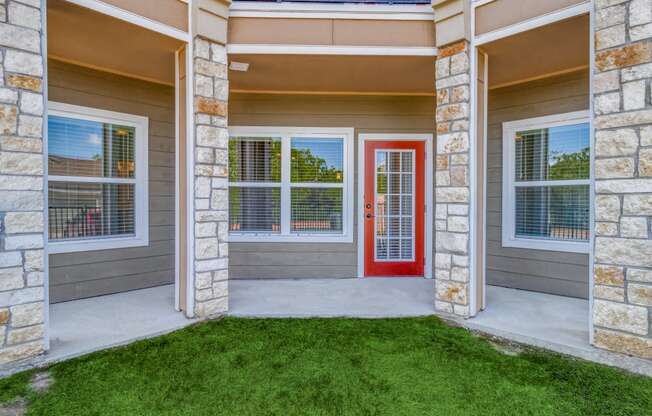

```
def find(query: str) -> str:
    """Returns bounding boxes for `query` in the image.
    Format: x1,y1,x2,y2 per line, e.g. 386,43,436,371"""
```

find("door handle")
365,203,372,209
366,213,374,219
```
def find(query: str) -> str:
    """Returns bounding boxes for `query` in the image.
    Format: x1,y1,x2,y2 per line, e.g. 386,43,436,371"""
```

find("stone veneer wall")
0,0,46,366
434,41,472,317
592,0,652,359
192,37,229,317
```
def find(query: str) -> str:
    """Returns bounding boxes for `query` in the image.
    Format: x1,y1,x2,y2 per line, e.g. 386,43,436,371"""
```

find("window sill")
48,235,149,254
502,237,589,254
229,233,353,244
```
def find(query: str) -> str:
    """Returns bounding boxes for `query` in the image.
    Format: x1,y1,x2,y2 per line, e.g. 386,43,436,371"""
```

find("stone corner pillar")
433,40,473,318
190,0,231,318
591,0,652,359
0,1,47,367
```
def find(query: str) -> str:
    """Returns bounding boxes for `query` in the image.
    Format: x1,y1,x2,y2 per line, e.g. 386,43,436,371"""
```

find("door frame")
357,133,434,279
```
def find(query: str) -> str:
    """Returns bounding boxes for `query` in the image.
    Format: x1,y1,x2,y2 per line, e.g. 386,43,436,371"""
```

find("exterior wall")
228,18,436,47
486,70,590,299
99,0,189,32
228,93,436,279
432,0,469,48
47,60,176,303
592,0,652,359
0,0,47,366
475,0,586,36
433,40,473,317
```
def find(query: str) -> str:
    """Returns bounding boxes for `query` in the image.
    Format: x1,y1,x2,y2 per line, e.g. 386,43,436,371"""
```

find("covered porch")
44,279,652,376
41,0,194,365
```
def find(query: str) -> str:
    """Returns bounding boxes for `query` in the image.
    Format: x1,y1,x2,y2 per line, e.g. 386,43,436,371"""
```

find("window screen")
228,137,282,233
48,115,139,242
512,122,590,242
228,133,348,238
290,138,344,234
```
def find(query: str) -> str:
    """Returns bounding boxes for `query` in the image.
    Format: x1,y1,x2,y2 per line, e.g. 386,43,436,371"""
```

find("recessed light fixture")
229,61,250,72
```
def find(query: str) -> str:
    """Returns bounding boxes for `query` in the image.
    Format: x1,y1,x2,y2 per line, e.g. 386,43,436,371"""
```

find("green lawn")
1,317,651,415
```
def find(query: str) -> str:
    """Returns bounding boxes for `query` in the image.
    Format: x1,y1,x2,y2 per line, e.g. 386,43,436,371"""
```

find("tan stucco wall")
228,18,436,48
475,0,586,35
100,0,188,31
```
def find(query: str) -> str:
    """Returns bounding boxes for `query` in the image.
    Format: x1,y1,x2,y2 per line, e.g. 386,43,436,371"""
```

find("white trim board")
230,2,435,20
46,101,150,254
184,38,195,318
42,3,51,352
472,0,497,8
474,2,591,46
227,44,438,57
357,134,434,279
227,126,355,244
587,2,597,345
63,0,191,42
501,110,591,254
174,48,181,312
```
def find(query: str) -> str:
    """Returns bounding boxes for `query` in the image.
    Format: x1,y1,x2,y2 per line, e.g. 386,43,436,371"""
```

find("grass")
1,317,650,416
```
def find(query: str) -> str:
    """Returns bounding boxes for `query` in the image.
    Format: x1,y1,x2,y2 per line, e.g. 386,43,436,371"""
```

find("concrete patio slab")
3,280,649,378
471,286,589,351
463,286,652,377
229,278,436,318
47,285,195,365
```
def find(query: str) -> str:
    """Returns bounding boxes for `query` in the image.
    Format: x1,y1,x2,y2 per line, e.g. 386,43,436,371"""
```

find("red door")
364,140,425,277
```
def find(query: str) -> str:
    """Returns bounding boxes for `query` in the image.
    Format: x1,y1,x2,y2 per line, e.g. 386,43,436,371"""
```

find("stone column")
191,37,229,318
592,0,652,359
0,0,47,366
434,41,472,317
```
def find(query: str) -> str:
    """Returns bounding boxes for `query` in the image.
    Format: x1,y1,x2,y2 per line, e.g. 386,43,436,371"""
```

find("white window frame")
228,126,354,243
502,110,590,254
47,102,149,254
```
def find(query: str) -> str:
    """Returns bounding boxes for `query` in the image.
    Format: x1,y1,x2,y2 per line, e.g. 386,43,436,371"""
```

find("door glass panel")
374,150,415,261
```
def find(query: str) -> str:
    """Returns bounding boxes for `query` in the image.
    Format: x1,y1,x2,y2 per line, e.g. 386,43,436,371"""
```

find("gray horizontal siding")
486,70,590,299
48,60,175,303
229,93,436,279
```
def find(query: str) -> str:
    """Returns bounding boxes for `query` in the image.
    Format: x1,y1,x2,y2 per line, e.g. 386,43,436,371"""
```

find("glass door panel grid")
374,150,415,261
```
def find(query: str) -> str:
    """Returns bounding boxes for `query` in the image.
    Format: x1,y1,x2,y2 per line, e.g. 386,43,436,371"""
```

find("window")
502,111,590,253
47,102,149,253
228,127,353,242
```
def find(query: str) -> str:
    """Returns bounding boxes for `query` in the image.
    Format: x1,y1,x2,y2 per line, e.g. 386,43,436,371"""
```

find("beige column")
592,0,652,359
0,0,47,366
190,0,231,318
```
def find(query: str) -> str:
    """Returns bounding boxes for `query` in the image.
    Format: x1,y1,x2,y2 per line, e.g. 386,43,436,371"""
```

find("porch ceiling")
47,0,184,86
228,54,436,95
482,14,589,89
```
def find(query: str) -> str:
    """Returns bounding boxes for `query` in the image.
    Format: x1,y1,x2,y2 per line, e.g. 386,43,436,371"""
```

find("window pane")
291,138,343,183
229,187,280,232
48,116,135,178
48,182,135,241
515,185,589,242
229,137,281,182
375,150,414,261
291,188,343,233
515,123,589,181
